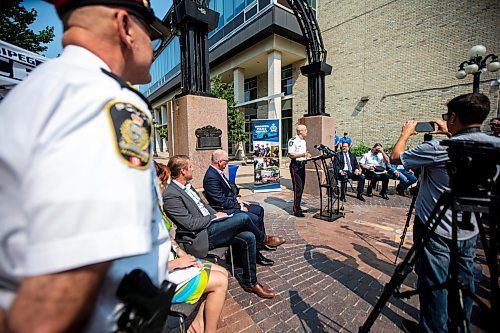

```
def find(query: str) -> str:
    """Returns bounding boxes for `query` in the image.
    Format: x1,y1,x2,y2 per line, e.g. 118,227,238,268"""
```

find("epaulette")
101,68,153,110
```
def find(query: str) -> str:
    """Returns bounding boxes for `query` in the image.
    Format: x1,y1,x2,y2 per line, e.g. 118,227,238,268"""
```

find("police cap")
48,0,171,40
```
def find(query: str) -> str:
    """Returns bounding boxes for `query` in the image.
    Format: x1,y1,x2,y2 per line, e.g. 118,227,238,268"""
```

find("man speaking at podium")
288,124,311,217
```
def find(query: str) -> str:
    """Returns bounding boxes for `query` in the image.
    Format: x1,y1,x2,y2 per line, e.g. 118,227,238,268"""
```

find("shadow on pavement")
303,244,419,330
289,290,351,333
263,196,320,216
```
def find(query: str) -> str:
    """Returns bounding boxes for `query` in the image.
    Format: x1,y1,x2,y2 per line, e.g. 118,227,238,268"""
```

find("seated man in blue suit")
203,149,276,266
334,142,366,201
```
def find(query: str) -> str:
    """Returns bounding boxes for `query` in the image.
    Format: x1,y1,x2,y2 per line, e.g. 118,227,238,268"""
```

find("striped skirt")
172,260,212,304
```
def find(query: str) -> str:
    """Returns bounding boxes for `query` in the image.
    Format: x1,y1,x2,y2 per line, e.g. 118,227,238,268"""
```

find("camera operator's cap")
48,0,171,40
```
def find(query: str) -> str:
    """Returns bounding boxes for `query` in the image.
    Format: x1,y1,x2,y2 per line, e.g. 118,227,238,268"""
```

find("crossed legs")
189,264,229,333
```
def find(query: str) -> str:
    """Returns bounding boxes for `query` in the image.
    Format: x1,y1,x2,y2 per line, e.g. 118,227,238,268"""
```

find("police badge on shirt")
106,100,152,169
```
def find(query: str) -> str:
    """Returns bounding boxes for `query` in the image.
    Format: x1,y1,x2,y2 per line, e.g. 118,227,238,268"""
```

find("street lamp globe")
486,59,500,72
469,45,486,58
455,70,467,79
465,63,479,74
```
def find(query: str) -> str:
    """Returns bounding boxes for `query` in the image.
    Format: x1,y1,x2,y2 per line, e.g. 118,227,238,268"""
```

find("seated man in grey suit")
163,155,286,299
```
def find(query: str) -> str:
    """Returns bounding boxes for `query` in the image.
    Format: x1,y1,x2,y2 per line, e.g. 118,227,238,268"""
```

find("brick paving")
153,156,490,332
209,164,490,333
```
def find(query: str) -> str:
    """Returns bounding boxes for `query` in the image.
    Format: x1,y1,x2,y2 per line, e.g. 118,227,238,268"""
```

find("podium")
307,153,344,222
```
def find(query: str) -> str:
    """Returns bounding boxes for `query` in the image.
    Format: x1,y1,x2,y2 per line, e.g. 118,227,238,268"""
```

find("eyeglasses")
128,12,164,51
219,159,229,163
442,113,450,121
490,123,500,127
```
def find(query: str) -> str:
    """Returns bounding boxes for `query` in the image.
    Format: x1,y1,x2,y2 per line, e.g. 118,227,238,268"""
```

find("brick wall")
291,0,499,148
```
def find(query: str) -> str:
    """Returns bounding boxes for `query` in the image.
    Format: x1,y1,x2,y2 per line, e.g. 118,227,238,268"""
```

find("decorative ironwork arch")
161,0,331,115
285,0,331,116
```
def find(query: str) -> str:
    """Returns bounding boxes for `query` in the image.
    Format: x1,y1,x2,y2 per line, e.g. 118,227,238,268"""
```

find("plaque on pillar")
195,125,222,150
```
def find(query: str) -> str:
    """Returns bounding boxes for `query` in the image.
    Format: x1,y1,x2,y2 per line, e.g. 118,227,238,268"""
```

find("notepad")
168,266,201,289
211,213,233,222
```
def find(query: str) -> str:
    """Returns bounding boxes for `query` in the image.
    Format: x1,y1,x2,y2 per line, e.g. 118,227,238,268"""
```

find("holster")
115,269,177,333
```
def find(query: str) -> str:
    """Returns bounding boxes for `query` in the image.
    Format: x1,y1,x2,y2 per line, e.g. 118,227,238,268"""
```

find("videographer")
390,93,500,333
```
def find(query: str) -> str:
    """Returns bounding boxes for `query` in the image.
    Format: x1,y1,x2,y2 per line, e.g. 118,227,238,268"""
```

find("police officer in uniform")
0,1,172,332
288,124,311,217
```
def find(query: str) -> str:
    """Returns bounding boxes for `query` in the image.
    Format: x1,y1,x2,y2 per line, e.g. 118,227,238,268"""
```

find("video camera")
442,139,500,198
314,144,336,156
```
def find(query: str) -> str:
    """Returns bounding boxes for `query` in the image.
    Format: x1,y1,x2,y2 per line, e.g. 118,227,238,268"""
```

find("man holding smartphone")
390,93,500,332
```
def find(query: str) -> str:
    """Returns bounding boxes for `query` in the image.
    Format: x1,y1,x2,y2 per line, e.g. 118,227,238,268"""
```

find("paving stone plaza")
153,159,491,333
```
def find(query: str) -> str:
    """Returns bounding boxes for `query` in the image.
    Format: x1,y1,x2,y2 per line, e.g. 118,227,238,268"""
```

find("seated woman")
155,161,228,333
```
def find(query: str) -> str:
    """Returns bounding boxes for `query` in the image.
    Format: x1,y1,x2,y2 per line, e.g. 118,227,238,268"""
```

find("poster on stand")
251,119,281,192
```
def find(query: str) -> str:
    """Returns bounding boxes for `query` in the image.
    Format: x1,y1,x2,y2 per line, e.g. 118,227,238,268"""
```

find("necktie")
221,172,233,192
345,153,352,172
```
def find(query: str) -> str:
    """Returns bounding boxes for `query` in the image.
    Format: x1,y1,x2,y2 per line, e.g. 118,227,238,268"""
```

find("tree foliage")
0,1,55,53
211,76,247,145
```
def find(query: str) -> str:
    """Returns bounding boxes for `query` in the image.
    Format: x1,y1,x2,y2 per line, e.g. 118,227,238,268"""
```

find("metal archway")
162,0,331,114
285,0,331,116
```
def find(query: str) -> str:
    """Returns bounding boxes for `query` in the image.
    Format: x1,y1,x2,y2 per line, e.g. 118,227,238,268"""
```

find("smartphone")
415,122,435,132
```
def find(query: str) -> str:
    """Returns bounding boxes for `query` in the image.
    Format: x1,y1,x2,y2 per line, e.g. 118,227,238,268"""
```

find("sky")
23,0,173,58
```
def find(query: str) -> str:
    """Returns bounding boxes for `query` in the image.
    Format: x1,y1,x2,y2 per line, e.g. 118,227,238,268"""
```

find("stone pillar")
299,115,335,195
267,50,282,119
233,68,245,104
170,95,228,189
268,50,282,161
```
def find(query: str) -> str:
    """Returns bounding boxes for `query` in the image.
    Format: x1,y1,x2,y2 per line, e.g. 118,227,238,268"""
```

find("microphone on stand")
314,144,336,156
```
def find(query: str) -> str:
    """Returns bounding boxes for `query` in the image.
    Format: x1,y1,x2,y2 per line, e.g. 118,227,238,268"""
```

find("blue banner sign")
251,119,281,192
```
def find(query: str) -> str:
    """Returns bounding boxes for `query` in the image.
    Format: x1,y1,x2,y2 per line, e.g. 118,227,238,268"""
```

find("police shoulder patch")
105,100,152,169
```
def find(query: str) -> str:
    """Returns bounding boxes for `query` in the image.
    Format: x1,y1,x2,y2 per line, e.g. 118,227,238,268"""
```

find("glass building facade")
144,0,315,155
139,0,316,97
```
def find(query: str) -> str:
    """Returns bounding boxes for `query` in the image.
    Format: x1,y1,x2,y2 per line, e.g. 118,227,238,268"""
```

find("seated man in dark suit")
163,155,286,299
203,149,275,266
334,143,366,201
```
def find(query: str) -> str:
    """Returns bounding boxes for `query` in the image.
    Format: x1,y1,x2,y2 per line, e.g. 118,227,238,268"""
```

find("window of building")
244,77,257,102
281,65,293,96
244,108,258,154
281,99,293,155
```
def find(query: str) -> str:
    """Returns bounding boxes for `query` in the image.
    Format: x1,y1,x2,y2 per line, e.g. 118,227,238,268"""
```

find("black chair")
165,293,207,333
174,228,235,276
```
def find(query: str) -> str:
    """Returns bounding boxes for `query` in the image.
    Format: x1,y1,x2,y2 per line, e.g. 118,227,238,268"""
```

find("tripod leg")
360,194,452,332
477,211,500,331
395,196,417,264
448,209,468,333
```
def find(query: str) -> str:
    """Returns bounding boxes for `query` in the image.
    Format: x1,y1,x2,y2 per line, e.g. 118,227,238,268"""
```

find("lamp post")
455,45,500,93
153,119,158,157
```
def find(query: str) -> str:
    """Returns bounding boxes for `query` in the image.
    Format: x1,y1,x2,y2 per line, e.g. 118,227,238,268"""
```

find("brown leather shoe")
243,283,275,298
262,235,286,247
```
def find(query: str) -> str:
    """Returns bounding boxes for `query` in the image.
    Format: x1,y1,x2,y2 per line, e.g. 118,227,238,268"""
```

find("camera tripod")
394,194,417,264
359,190,499,333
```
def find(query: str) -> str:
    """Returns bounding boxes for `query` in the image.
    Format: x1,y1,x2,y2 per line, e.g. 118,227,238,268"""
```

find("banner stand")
251,119,281,192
